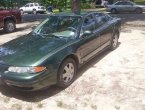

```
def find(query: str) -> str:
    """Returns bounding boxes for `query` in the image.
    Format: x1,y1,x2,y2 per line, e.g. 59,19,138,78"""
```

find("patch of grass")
56,100,63,107
3,96,10,103
11,104,22,110
37,102,43,108
115,105,120,110
91,104,97,110
135,0,145,5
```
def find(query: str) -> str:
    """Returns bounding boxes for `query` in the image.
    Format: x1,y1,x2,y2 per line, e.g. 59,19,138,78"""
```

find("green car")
0,12,121,91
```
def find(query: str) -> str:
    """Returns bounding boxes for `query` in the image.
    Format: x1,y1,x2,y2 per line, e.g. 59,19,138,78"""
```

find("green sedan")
0,12,121,91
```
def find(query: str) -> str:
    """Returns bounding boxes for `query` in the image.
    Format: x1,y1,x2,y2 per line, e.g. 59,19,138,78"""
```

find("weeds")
3,96,10,103
37,102,43,108
11,104,22,110
56,100,63,107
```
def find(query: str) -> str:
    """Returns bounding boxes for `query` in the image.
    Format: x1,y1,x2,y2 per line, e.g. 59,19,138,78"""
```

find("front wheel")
111,9,117,14
4,20,16,33
110,33,119,50
57,58,76,88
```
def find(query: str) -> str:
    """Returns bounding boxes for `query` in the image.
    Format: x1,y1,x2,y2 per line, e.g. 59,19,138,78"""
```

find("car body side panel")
0,11,4,28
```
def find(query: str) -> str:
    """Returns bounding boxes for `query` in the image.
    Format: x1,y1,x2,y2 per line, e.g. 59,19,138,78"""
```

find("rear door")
123,2,135,12
94,13,113,47
78,14,100,62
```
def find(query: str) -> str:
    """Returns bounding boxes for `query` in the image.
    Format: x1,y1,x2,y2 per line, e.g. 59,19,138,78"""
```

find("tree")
71,0,81,14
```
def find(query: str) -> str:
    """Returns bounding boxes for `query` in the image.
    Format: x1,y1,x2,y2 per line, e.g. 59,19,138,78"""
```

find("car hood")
0,33,70,66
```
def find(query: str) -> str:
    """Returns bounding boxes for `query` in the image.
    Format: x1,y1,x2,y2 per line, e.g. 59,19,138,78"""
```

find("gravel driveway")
0,17,145,110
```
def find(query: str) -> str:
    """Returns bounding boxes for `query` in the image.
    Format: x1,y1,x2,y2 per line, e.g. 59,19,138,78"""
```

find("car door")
77,14,100,63
95,13,113,47
0,10,4,27
24,4,30,12
123,2,135,12
114,2,124,12
29,3,34,12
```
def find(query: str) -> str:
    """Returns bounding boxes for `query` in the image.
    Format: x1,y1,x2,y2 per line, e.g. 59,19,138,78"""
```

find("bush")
81,3,95,9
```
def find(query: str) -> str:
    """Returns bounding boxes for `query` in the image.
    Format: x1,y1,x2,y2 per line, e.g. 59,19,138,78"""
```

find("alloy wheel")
112,34,118,48
62,63,75,83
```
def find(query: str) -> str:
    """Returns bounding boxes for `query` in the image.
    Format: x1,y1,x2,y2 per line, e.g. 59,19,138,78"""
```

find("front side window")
34,16,82,38
25,4,29,7
115,2,124,5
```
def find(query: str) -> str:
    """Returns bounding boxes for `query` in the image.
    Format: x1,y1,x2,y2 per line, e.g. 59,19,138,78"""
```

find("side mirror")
81,30,92,38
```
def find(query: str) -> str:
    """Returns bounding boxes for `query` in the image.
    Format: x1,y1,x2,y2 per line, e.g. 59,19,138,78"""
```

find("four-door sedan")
0,12,121,91
106,1,145,14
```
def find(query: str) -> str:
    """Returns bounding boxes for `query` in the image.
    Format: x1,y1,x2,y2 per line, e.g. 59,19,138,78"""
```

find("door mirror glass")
81,30,92,38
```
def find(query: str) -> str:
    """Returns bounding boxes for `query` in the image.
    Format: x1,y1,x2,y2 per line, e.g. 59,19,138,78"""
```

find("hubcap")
62,63,75,83
8,23,14,32
113,35,118,48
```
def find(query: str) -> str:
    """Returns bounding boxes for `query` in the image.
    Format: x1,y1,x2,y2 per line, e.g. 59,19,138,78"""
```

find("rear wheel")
111,8,117,14
57,58,76,88
110,32,119,50
135,8,142,14
4,20,16,33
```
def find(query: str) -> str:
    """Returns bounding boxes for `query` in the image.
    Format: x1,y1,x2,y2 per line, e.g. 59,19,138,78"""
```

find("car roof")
54,11,99,17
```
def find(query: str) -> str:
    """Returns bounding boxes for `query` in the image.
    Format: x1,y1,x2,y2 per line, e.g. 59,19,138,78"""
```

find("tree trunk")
71,0,81,14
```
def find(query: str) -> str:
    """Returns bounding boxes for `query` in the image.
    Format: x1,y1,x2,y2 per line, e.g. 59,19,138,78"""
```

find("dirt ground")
0,19,145,110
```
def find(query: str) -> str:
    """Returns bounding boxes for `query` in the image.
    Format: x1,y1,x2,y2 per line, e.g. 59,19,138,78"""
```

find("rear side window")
95,13,108,28
124,2,133,5
83,14,95,32
30,4,33,7
35,3,39,6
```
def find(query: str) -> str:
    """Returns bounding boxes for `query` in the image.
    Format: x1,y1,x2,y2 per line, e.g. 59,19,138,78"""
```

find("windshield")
33,16,82,38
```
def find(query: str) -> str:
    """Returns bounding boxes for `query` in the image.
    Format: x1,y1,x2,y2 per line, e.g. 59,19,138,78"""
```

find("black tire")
3,20,16,33
33,9,37,14
110,32,119,50
57,58,77,88
111,8,117,14
135,8,142,14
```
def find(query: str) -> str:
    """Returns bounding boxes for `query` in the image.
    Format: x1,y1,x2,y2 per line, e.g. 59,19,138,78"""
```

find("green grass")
134,0,145,5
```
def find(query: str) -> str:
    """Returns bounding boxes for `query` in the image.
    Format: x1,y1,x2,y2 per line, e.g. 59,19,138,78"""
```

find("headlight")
8,66,46,74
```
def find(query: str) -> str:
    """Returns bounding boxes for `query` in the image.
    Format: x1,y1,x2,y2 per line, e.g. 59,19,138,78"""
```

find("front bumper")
0,70,57,91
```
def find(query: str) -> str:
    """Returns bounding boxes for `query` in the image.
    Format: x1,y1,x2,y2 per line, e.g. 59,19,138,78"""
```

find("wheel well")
62,54,79,68
4,17,16,24
135,8,142,11
112,26,120,39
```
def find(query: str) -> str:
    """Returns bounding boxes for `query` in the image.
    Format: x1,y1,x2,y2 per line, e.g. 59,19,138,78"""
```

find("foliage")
81,2,95,9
